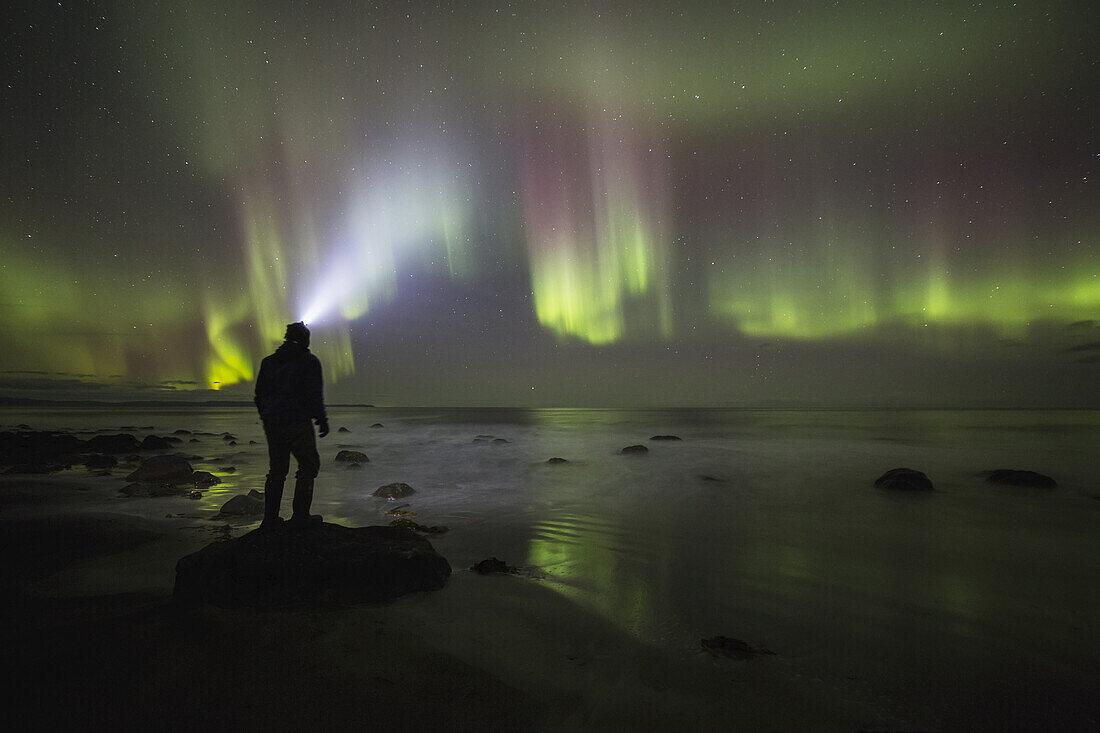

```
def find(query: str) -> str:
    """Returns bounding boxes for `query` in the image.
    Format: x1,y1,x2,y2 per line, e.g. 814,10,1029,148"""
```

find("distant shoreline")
0,398,375,408
0,398,1096,411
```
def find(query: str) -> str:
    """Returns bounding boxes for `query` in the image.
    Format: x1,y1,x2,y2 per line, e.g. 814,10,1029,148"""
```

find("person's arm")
253,359,268,415
306,356,329,437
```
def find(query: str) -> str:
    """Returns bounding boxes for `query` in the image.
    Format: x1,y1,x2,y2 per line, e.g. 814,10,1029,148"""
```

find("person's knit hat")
285,321,310,347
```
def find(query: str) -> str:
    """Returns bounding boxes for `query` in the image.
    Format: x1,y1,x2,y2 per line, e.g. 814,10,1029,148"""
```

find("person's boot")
259,476,285,531
289,477,322,528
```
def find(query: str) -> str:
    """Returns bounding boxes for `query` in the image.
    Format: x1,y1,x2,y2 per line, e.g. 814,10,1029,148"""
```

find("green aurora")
1,1,1096,406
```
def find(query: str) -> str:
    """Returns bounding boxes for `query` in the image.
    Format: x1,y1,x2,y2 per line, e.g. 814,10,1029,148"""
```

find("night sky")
2,1,1096,407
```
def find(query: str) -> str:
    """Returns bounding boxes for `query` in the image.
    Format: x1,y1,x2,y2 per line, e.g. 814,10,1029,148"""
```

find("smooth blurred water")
5,406,1099,723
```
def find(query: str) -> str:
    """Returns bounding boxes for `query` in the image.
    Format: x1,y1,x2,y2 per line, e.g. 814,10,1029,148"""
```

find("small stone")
621,444,648,455
338,427,351,433
370,423,384,428
491,438,509,444
335,450,369,463
649,435,682,441
547,457,569,464
874,468,933,491
471,557,516,575
985,469,1057,488
701,636,775,660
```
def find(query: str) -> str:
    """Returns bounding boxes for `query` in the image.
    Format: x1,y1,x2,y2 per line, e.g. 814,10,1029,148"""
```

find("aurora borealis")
2,1,1096,407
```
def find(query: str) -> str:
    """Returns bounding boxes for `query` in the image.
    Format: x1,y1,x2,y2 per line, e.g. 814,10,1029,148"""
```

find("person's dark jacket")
254,342,327,424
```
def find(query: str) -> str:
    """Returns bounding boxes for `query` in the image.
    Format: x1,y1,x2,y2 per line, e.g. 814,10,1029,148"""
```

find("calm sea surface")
5,407,1098,724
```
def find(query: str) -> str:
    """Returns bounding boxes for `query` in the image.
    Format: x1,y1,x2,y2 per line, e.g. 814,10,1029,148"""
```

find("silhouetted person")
254,321,329,529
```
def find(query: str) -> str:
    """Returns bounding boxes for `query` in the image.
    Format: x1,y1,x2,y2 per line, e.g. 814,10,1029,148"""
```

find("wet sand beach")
2,408,1098,731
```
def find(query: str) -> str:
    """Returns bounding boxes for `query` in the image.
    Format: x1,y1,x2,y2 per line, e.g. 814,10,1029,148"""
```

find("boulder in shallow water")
649,435,682,441
192,471,220,486
86,434,141,454
335,450,369,463
220,493,264,516
621,444,648,455
373,482,415,498
173,523,451,607
874,467,933,491
125,454,194,484
139,435,174,451
985,469,1057,488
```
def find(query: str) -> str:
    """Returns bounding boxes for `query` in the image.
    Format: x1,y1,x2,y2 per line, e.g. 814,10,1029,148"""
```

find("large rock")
139,435,174,450
173,523,451,607
86,434,141,454
0,430,84,468
220,493,264,515
621,444,648,455
373,482,415,498
125,454,194,484
874,467,933,491
335,450,369,463
985,469,1057,488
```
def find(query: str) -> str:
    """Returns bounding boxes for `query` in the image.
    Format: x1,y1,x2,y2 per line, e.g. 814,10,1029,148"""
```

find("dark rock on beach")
370,423,384,428
85,454,118,470
547,457,569,464
472,557,517,575
874,467,933,491
220,493,264,516
0,430,82,469
338,427,351,433
192,471,220,486
649,435,682,441
621,444,648,455
389,517,448,534
125,454,195,485
173,523,451,607
373,482,415,498
86,434,141,454
335,450,369,463
985,469,1057,488
701,636,775,660
139,435,174,451
491,438,509,444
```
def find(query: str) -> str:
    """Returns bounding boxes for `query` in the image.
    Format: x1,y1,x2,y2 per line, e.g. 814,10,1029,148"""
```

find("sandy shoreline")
1,474,919,732
3,470,1097,731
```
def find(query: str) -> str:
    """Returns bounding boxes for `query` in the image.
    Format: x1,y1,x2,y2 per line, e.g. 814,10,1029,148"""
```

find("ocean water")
5,407,1099,725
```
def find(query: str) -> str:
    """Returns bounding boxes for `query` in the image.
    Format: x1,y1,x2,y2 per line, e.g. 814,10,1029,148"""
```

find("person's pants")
262,420,320,520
